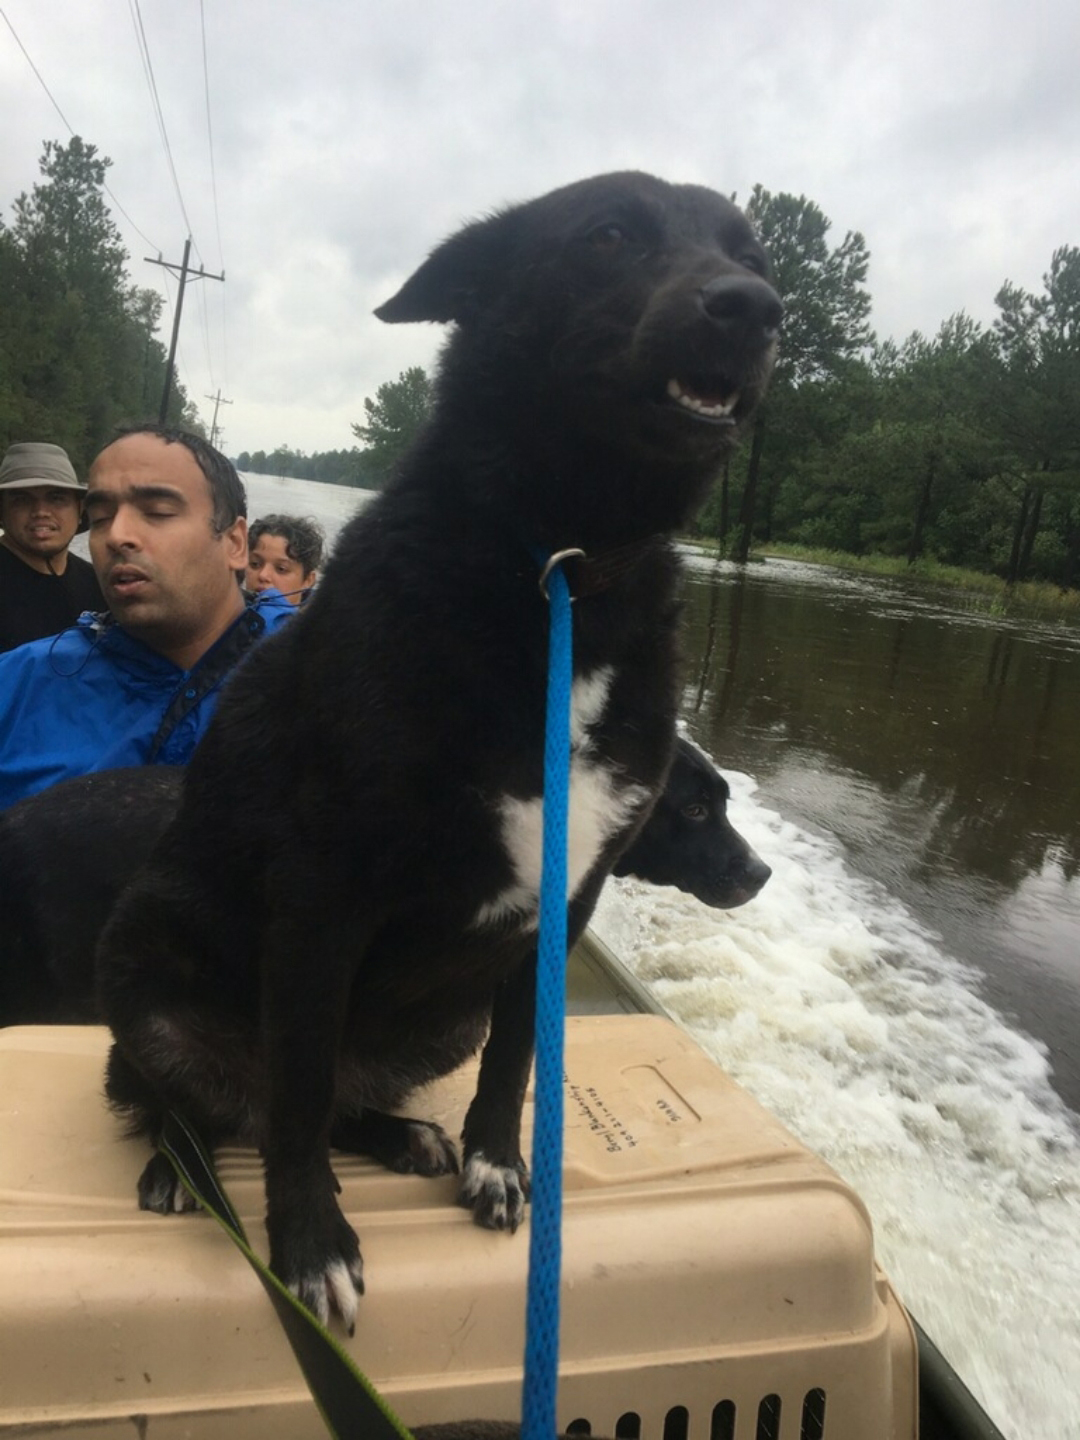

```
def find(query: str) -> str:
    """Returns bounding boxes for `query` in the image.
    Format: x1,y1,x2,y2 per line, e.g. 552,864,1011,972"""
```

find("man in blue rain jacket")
0,425,294,809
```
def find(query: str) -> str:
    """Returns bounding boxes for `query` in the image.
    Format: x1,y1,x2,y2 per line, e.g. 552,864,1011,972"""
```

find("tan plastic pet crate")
0,1016,917,1439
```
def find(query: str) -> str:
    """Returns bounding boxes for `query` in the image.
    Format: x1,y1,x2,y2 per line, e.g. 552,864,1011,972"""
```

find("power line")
127,0,195,240
199,0,225,271
147,239,225,424
4,3,230,424
195,274,218,393
0,4,161,253
159,268,197,411
127,0,223,399
125,0,224,409
199,0,229,394
204,389,233,449
0,6,74,130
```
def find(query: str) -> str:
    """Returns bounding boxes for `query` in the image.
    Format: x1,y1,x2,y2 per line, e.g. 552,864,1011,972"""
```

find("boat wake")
593,768,1080,1440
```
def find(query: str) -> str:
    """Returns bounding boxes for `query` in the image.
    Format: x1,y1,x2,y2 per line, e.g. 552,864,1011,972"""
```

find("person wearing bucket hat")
0,425,294,810
0,441,105,653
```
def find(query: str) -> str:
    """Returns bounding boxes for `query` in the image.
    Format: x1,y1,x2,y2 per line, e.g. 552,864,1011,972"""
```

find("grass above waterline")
687,541,1080,621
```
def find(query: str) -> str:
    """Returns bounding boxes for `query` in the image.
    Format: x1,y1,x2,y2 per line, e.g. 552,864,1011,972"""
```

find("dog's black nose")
700,276,783,341
742,853,772,894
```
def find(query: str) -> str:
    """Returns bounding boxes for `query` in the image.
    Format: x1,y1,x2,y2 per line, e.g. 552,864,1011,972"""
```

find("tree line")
4,139,1077,589
0,138,200,473
702,186,1080,589
235,367,433,488
234,445,369,486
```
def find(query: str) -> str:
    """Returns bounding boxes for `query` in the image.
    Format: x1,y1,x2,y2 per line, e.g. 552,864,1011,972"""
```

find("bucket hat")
0,442,84,491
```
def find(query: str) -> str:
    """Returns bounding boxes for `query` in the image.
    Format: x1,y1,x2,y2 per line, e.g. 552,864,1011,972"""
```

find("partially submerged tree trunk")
733,415,767,564
1017,484,1044,581
907,448,938,564
1006,484,1031,585
1062,516,1080,591
717,458,731,544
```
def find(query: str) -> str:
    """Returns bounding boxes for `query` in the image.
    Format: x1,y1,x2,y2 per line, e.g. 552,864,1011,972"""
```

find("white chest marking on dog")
473,667,650,929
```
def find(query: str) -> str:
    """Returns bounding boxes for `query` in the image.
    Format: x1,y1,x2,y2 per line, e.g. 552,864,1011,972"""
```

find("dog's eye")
681,803,709,822
588,223,630,252
737,251,768,277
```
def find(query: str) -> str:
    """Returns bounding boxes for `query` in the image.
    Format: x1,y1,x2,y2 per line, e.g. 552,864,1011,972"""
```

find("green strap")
160,1111,415,1440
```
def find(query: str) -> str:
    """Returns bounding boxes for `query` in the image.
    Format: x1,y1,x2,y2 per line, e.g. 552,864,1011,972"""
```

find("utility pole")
204,389,233,448
145,239,225,425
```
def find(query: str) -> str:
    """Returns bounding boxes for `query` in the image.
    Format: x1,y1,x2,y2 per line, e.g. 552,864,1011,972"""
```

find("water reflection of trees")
681,567,1080,891
691,560,746,719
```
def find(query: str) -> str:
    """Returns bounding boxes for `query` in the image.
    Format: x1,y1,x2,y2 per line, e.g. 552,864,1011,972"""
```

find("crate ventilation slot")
566,1390,827,1440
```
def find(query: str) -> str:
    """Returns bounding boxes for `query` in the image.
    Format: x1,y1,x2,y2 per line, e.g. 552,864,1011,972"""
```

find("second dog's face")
376,171,782,481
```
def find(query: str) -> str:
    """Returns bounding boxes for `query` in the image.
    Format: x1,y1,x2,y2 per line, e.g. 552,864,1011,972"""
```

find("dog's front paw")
387,1119,459,1176
457,1150,530,1232
270,1200,365,1334
290,1247,365,1335
340,1113,459,1177
138,1151,199,1214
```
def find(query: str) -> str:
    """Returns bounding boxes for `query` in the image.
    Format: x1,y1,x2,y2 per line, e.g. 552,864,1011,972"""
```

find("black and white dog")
94,172,781,1329
615,737,770,907
0,741,768,1026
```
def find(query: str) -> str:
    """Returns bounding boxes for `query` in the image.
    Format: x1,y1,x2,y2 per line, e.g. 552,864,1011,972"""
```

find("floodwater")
593,552,1080,1440
680,551,1080,1115
235,479,1080,1437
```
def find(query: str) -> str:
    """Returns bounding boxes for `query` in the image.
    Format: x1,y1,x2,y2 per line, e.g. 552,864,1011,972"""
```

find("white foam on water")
592,769,1080,1440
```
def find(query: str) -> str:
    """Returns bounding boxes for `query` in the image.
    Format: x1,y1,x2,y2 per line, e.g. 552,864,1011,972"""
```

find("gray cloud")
2,0,1076,453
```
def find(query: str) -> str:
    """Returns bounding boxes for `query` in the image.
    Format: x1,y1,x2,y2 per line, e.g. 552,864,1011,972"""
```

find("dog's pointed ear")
374,207,522,325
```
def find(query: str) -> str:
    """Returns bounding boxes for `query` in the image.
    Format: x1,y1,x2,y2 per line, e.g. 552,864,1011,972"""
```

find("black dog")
0,767,184,1025
0,740,769,1026
94,172,781,1329
615,736,770,906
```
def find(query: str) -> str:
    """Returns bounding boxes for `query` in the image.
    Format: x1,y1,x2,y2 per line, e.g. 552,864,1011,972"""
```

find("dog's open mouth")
665,377,740,424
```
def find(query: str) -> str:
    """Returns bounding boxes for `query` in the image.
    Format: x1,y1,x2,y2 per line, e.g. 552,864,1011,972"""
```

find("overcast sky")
2,0,1078,457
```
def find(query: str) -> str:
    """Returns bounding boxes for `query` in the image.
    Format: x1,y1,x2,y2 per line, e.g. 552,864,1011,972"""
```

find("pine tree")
0,136,187,468
731,188,873,563
351,366,433,487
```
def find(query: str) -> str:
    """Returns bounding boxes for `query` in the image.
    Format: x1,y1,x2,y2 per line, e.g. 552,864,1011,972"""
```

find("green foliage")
724,188,875,562
744,185,874,386
235,445,374,488
0,137,189,472
758,542,1080,619
241,368,437,494
709,205,1080,590
988,246,1080,582
350,366,433,487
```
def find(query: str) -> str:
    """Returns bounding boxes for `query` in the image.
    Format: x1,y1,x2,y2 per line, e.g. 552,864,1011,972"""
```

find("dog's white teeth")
666,379,739,418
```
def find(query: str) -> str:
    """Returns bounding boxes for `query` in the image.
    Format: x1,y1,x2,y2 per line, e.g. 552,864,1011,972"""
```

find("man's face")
0,485,82,563
85,434,247,669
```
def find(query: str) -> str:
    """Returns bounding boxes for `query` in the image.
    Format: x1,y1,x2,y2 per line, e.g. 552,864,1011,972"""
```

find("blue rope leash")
522,554,575,1440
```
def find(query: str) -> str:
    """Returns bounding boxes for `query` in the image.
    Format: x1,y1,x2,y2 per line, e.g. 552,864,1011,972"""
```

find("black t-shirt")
0,544,106,653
